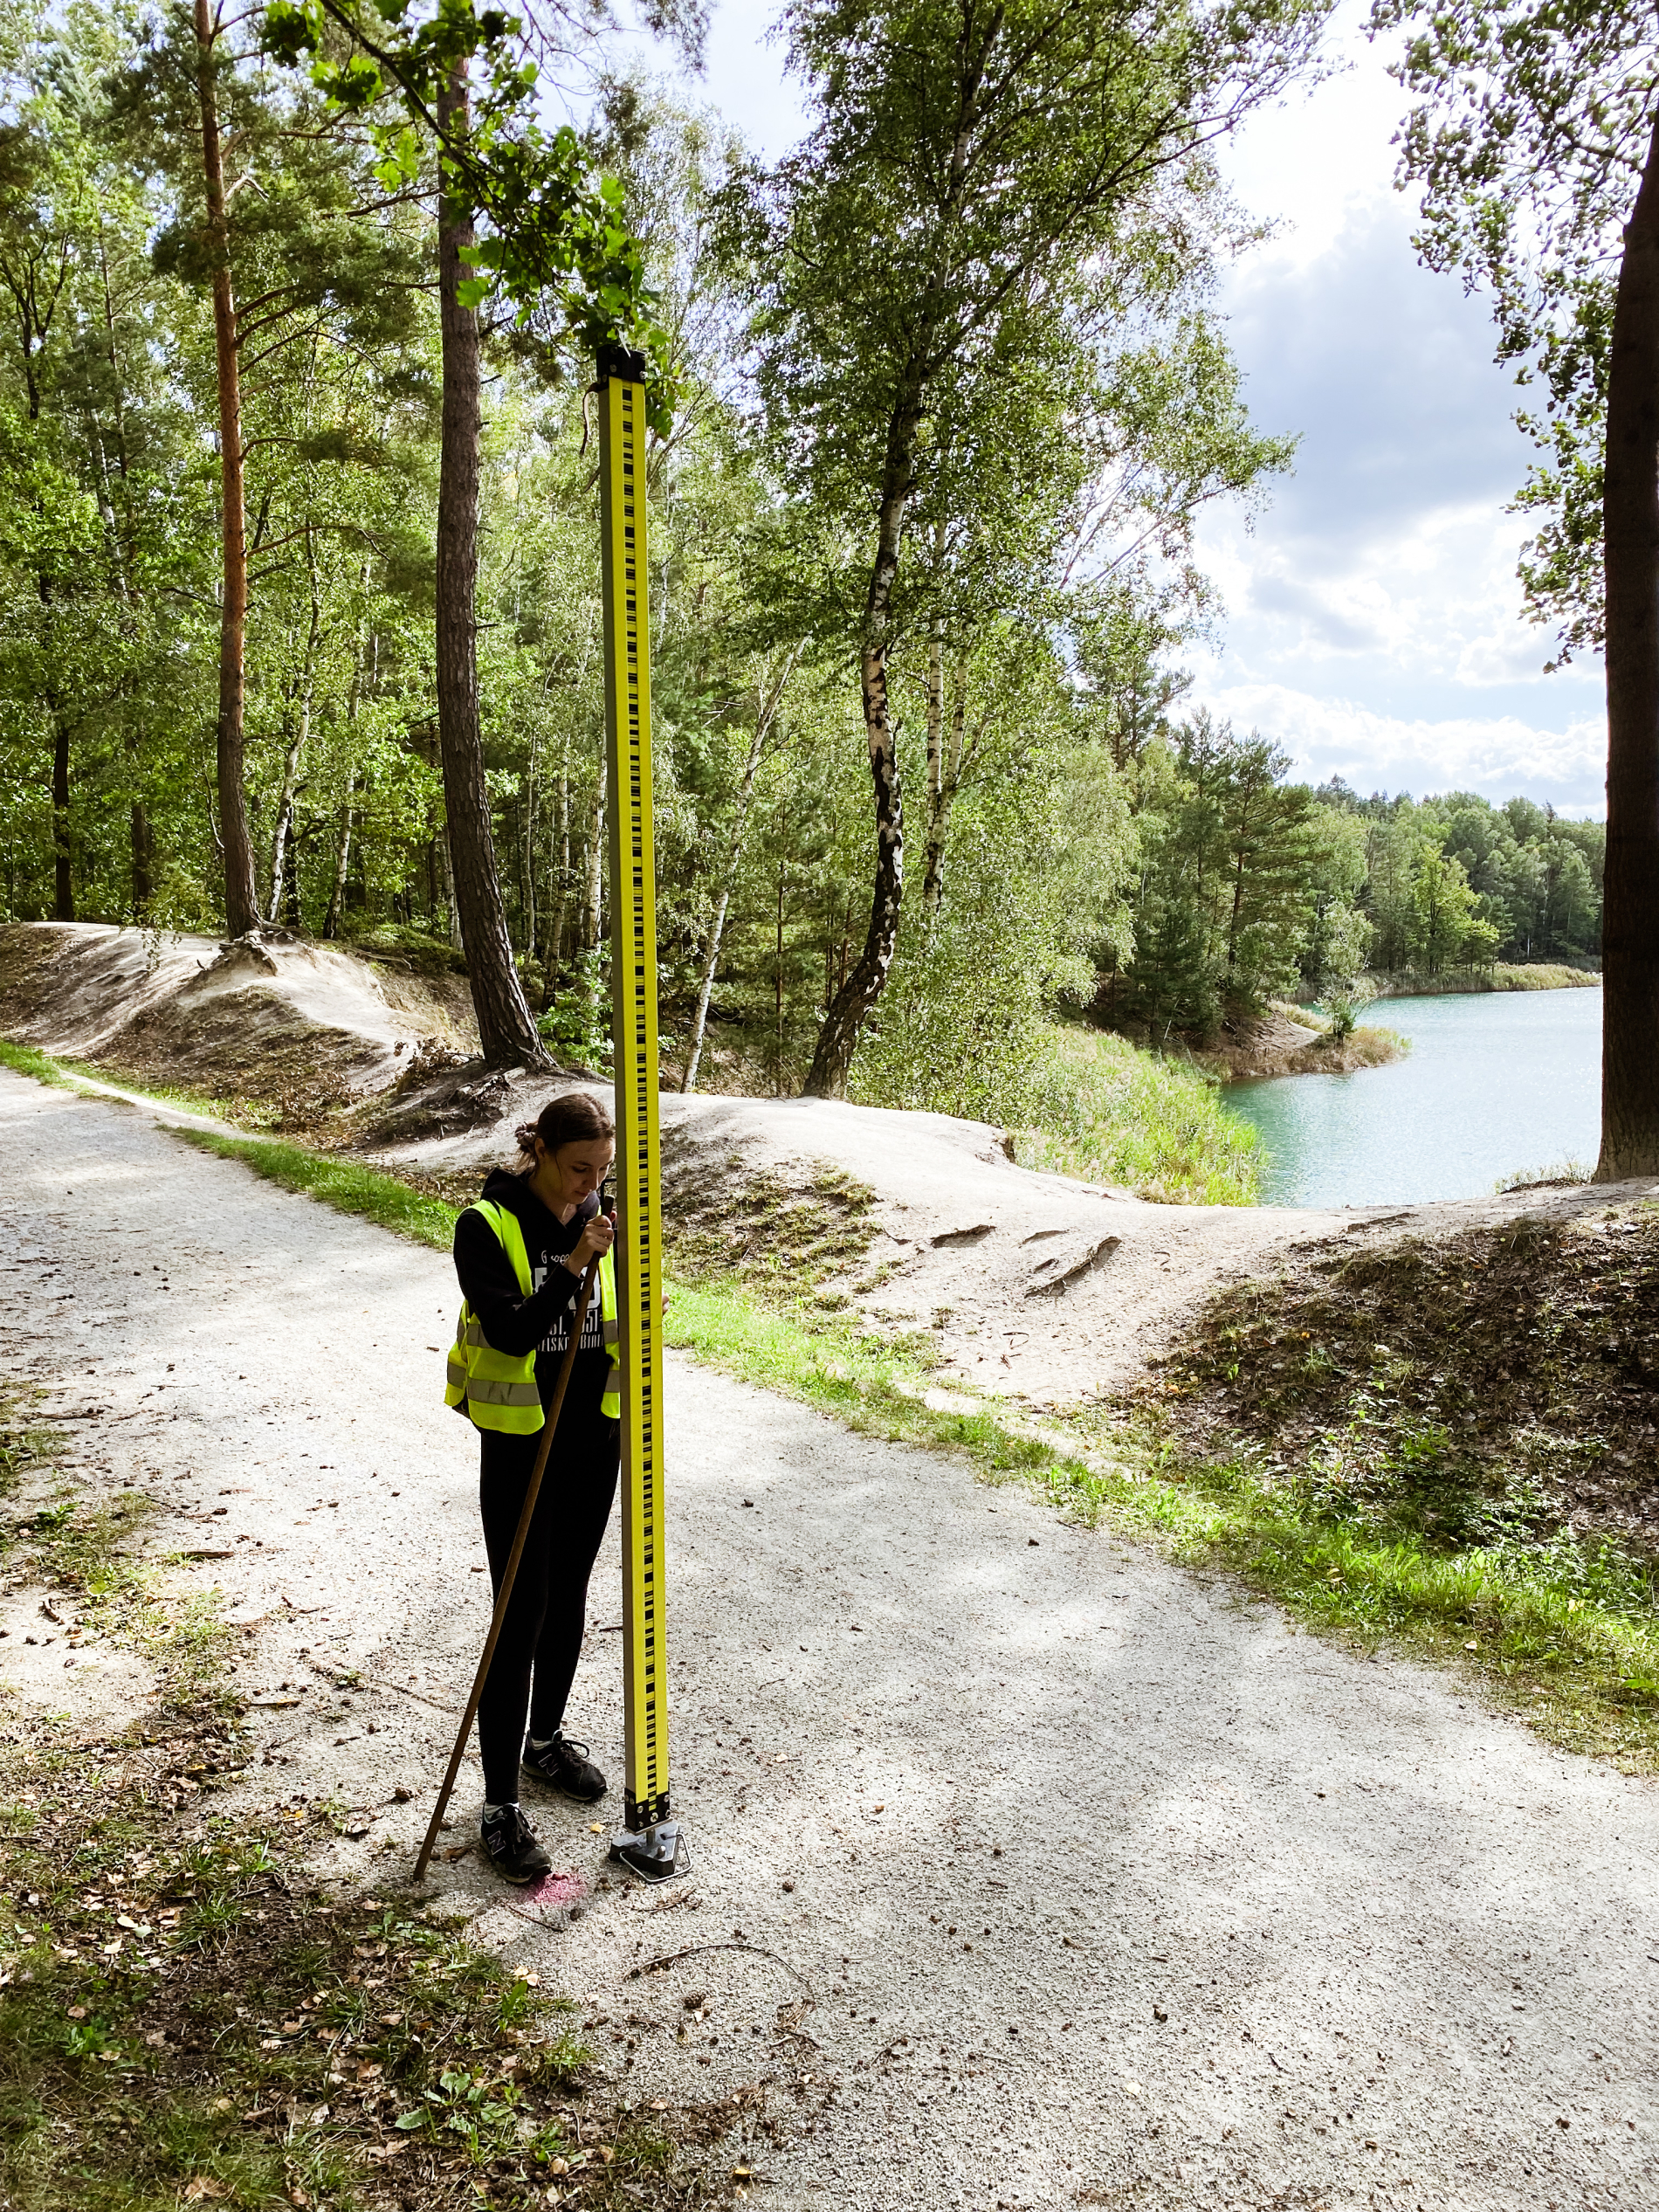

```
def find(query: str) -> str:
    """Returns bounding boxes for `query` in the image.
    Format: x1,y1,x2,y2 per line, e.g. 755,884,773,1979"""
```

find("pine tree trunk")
433,59,545,1067
193,0,259,939
1596,107,1659,1180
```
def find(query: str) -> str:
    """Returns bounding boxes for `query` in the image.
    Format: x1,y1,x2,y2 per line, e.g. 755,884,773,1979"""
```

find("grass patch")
0,1037,280,1132
168,1130,459,1249
0,1037,81,1091
1370,961,1599,997
1,1403,230,1706
0,1757,617,2212
664,1158,881,1295
1497,1155,1594,1192
1013,1025,1263,1204
661,1276,1107,1502
1115,1204,1659,1770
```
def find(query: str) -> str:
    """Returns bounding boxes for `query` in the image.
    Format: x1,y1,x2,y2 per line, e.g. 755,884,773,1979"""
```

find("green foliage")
1345,786,1603,971
0,0,1605,1118
1370,0,1653,661
1319,978,1377,1044
1103,713,1369,1034
259,0,679,430
1015,1027,1263,1205
536,946,612,1071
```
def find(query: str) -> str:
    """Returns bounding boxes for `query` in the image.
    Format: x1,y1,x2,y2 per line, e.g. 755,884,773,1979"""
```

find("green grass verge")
658,1276,1658,1770
3,1050,1647,1768
0,1037,277,1129
168,1128,460,1247
0,1037,83,1090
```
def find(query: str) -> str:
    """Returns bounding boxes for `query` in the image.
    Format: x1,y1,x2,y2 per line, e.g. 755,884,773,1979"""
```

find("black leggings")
476,1409,619,1805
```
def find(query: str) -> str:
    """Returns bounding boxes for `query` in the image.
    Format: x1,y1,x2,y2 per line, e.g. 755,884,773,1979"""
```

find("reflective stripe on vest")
445,1198,622,1431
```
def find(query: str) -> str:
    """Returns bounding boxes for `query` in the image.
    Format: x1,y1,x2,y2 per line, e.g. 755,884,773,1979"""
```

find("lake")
1227,987,1602,1208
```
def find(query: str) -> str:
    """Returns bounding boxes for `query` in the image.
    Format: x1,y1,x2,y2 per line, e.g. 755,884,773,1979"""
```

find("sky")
629,0,1608,814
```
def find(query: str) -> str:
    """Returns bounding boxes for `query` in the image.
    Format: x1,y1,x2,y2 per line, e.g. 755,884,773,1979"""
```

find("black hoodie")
451,1167,616,1418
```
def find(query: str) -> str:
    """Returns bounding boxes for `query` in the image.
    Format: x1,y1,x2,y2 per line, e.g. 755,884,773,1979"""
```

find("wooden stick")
413,1254,601,1883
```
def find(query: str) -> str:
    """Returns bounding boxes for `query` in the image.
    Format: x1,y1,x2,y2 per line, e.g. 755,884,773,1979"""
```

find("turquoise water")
1227,988,1602,1208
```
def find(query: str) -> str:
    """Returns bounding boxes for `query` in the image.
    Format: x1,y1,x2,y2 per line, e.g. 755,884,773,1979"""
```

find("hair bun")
513,1121,540,1154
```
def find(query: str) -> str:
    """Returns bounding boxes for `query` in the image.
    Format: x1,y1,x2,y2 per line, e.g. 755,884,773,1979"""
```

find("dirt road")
3,1068,1654,2211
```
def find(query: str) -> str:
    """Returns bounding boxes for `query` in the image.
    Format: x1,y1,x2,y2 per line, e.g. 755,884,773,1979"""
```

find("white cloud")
1190,679,1607,810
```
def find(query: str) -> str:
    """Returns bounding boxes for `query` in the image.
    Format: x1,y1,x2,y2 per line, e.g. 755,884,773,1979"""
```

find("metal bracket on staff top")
596,344,690,1888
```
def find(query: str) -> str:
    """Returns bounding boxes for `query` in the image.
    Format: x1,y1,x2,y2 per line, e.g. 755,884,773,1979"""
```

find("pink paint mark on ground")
522,1870,586,1908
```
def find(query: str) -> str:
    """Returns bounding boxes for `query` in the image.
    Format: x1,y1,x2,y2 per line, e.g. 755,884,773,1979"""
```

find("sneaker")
479,1802,551,1885
521,1731,608,1803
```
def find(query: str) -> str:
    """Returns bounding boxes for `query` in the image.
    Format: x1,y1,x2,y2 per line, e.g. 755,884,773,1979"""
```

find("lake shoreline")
1363,960,1599,1001
1197,1008,1408,1084
1227,985,1602,1208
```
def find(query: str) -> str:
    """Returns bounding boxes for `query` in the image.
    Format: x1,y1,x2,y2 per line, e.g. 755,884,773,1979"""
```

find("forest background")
0,0,1607,1175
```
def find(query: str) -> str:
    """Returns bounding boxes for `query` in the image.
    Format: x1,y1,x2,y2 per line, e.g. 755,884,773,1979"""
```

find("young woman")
445,1089,621,1883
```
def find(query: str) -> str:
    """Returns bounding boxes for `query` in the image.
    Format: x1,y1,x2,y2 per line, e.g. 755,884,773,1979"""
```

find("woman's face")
536,1134,615,1212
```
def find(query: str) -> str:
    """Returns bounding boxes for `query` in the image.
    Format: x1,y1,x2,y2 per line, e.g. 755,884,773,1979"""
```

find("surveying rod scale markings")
599,348,671,1844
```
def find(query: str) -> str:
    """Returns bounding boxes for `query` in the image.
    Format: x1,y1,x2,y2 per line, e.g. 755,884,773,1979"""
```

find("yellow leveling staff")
597,346,686,1883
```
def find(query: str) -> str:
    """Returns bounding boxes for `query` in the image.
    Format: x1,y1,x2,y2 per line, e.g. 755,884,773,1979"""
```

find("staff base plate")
608,1819,691,1885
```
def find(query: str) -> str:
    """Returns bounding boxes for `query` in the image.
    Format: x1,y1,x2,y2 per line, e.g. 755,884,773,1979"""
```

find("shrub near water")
1014,1027,1263,1205
849,899,1263,1208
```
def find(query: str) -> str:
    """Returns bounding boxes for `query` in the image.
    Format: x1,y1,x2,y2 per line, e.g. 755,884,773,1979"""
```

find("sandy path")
2,1068,1655,2212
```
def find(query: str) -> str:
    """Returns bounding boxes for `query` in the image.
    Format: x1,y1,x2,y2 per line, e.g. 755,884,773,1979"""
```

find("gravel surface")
2,1068,1655,2212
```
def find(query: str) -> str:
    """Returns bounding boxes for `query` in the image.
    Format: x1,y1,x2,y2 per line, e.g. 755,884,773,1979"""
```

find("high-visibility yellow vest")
445,1199,621,1432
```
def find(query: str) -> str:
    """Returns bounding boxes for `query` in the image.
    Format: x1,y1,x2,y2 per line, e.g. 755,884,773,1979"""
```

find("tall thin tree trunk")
322,780,356,941
437,826,463,950
266,521,320,922
1596,107,1659,1179
99,212,154,917
434,59,545,1067
131,803,153,911
775,855,786,1096
193,0,259,938
545,739,569,1006
682,650,796,1092
580,752,606,952
522,769,537,965
920,648,968,927
802,390,921,1098
49,687,72,922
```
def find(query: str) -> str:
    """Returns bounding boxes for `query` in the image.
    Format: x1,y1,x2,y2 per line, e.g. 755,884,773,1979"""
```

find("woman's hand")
564,1211,616,1274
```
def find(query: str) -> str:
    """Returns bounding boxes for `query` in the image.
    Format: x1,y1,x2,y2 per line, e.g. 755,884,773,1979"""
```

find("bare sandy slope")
0,920,477,1100
380,1077,1659,1413
3,1068,1655,2212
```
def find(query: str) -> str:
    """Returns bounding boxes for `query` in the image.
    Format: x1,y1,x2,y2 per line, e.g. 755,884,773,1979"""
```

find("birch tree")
733,0,1331,1098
